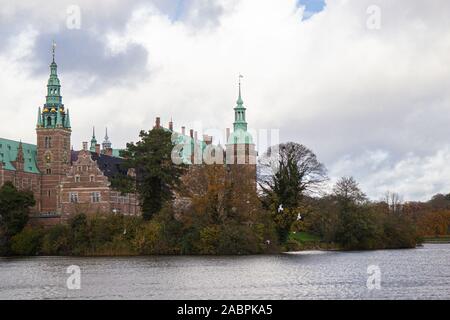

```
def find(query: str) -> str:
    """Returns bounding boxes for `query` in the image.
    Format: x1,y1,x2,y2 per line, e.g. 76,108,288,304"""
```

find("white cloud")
330,147,450,201
1,0,450,200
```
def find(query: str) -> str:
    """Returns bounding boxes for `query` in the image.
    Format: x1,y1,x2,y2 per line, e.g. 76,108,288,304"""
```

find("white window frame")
91,192,101,203
69,192,78,203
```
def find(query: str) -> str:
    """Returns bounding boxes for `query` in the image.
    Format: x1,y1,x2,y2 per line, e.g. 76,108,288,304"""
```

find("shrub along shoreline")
8,210,280,257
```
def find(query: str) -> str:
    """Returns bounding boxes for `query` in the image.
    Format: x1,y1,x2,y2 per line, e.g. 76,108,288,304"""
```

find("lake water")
0,244,449,300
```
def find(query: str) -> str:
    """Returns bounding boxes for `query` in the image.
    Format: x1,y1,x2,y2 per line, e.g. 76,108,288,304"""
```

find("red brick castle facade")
0,46,140,224
0,45,256,224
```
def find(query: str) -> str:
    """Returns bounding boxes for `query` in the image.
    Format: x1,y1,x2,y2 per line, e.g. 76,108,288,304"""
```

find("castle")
0,45,256,224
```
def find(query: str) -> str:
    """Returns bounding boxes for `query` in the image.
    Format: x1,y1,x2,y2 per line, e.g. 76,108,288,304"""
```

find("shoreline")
1,243,439,258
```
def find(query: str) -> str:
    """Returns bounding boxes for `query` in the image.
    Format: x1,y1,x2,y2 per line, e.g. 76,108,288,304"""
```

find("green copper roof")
233,81,248,132
112,149,122,158
229,79,253,145
228,129,253,145
0,138,40,174
64,109,71,128
37,44,71,130
46,60,62,107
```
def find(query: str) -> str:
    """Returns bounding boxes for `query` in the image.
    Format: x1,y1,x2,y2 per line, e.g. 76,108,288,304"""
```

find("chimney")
181,126,186,135
169,119,173,131
226,128,230,143
203,135,212,145
190,129,194,138
95,144,101,155
82,142,88,151
155,117,161,129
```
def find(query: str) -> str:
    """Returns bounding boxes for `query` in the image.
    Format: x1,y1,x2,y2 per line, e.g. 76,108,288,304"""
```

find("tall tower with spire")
90,127,97,152
102,128,112,149
36,41,72,213
226,75,256,168
233,75,248,132
226,75,257,189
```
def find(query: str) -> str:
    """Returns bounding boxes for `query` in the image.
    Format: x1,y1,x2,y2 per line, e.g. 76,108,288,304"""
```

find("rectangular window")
69,192,78,203
90,175,95,182
46,168,52,174
91,192,101,203
75,176,80,183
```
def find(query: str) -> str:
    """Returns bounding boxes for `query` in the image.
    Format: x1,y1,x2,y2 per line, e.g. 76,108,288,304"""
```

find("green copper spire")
46,41,62,107
39,41,70,130
233,74,247,132
37,107,43,127
90,126,97,152
228,75,253,145
65,109,71,128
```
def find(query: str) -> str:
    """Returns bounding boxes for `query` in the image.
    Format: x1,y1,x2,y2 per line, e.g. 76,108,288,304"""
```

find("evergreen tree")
114,128,185,220
0,181,35,255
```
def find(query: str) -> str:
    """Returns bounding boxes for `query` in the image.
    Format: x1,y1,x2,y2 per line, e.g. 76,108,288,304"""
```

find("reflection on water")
0,244,449,300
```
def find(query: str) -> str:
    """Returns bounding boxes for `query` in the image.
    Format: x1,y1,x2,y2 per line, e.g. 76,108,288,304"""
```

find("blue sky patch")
297,0,326,20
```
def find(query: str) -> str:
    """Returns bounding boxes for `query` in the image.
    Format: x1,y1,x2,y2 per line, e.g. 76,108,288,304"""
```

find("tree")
11,227,43,256
383,191,403,215
41,224,71,255
178,163,276,254
428,193,450,210
114,128,185,220
0,182,35,255
333,177,367,210
258,142,327,243
332,177,381,249
69,213,89,255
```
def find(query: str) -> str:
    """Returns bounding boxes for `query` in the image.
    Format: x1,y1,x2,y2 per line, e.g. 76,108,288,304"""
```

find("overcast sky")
0,0,449,201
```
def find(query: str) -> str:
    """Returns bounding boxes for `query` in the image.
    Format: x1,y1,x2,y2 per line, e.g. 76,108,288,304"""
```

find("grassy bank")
422,235,450,243
285,232,341,251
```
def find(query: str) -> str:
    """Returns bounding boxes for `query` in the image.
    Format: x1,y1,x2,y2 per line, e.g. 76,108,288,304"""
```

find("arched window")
44,137,52,149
